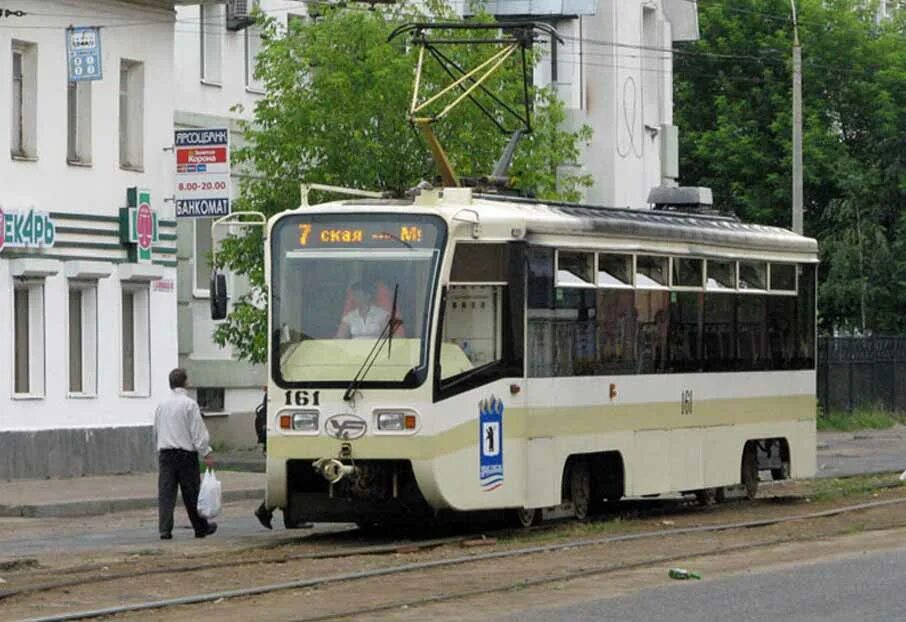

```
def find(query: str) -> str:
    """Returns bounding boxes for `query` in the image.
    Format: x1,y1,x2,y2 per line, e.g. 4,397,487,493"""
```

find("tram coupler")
312,457,358,484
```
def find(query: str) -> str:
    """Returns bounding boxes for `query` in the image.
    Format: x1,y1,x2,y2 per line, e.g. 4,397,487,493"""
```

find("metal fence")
817,336,906,413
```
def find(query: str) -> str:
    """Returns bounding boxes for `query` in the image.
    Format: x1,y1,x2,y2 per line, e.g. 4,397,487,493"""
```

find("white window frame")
245,18,265,93
67,80,92,165
67,281,99,398
670,256,705,291
555,249,597,289
11,40,37,159
12,280,45,399
120,283,151,397
200,2,223,86
597,252,634,289
194,218,214,298
634,255,671,290
119,59,144,171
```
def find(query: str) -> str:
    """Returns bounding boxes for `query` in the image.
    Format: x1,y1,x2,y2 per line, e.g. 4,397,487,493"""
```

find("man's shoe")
160,533,172,540
195,522,218,538
255,504,273,530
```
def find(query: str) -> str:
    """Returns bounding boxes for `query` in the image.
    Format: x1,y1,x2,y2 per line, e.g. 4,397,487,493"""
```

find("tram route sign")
479,396,504,492
174,128,231,218
66,27,102,81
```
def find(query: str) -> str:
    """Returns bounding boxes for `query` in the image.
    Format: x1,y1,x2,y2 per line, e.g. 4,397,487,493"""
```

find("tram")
251,185,817,527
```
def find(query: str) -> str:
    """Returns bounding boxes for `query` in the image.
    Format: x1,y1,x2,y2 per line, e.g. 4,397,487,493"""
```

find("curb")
0,488,263,519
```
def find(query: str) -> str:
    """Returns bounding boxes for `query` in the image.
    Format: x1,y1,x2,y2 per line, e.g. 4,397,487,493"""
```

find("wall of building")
0,1,178,479
173,2,302,448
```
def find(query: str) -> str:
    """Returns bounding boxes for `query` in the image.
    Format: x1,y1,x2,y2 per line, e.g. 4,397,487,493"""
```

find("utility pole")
791,0,803,235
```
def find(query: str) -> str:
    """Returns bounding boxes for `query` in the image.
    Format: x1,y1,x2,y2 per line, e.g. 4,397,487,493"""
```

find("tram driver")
336,281,390,339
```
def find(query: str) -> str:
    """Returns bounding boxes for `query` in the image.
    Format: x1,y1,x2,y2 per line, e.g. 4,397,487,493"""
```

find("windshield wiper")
342,284,402,403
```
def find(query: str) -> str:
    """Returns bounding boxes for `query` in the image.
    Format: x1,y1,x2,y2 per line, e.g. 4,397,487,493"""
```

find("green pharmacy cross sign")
119,188,158,264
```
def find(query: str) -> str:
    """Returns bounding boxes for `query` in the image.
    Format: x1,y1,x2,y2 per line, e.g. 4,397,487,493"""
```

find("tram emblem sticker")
479,396,504,492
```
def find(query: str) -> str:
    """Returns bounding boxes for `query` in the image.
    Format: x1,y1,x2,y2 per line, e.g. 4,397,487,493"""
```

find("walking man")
154,368,218,540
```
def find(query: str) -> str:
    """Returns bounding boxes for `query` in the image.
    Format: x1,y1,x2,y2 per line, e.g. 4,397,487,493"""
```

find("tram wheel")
508,507,542,528
741,444,759,500
570,461,592,521
771,462,791,481
695,488,718,506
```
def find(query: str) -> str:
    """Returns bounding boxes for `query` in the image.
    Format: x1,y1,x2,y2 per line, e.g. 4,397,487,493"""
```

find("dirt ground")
3,476,906,622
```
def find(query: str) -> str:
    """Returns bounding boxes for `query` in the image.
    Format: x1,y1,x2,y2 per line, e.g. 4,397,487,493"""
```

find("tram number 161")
680,389,694,416
285,390,321,407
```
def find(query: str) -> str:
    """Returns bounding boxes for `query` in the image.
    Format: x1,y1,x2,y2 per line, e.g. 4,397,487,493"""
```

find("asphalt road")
498,546,906,622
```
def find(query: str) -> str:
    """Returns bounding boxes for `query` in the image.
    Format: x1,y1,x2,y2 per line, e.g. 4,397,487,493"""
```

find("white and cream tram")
259,186,817,527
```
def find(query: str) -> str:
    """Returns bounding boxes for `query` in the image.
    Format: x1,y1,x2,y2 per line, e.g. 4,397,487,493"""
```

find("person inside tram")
336,280,390,339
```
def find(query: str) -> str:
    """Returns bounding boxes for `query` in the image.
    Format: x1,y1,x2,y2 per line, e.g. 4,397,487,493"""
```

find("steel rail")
20,495,906,622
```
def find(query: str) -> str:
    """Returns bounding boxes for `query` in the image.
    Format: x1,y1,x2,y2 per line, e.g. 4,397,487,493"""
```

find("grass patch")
809,472,900,502
816,405,904,432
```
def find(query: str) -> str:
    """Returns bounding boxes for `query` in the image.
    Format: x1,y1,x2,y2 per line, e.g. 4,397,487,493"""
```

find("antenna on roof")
388,22,562,190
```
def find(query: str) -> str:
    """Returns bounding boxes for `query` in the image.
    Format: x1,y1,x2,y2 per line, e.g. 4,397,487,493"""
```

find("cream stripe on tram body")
264,187,818,527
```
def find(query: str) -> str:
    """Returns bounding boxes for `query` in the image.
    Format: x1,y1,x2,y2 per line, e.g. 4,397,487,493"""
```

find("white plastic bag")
197,468,222,519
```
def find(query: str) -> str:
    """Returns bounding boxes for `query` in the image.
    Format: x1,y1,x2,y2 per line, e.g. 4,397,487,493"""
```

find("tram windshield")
271,212,446,387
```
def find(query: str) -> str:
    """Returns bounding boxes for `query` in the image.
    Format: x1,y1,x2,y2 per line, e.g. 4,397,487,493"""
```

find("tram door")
436,242,528,507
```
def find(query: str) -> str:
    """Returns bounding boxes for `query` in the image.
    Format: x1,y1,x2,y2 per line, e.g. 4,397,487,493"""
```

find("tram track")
0,491,801,603
16,493,906,622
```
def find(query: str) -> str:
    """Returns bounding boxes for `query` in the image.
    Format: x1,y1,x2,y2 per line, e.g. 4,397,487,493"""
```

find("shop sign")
119,188,158,264
174,128,231,218
0,207,56,253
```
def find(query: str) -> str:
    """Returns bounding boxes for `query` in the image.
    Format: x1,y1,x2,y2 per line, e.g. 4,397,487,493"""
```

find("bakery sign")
0,206,56,253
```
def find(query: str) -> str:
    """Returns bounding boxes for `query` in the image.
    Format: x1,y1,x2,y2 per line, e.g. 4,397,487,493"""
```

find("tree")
214,5,592,363
674,0,906,333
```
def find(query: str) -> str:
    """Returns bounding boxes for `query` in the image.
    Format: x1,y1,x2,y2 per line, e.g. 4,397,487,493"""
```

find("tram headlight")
376,412,417,432
292,412,319,432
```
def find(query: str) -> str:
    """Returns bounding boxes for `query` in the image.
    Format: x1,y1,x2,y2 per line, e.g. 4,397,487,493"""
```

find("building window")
119,59,144,170
11,41,37,158
68,282,99,395
13,282,45,396
67,81,92,164
121,285,150,395
197,388,225,413
194,218,214,296
201,3,223,84
245,24,264,91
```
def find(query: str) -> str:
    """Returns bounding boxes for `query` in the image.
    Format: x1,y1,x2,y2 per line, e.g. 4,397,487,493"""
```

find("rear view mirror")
210,271,228,320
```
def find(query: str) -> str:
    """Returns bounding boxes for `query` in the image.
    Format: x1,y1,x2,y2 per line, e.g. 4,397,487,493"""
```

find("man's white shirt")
154,388,212,455
343,305,389,338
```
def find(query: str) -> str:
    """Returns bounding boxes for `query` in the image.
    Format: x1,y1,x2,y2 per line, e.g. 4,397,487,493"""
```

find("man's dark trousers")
158,449,210,537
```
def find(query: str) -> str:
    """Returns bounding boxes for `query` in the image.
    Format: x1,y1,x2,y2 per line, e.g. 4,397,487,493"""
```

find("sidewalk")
0,470,264,518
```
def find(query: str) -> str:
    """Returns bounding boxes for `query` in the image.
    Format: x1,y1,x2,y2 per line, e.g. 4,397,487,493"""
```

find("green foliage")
815,404,904,432
214,4,592,363
674,0,906,333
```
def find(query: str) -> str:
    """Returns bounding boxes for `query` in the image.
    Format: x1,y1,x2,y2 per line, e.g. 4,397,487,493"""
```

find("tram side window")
669,292,703,372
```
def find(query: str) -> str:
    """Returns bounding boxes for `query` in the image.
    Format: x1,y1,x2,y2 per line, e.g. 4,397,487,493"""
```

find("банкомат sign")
174,128,231,218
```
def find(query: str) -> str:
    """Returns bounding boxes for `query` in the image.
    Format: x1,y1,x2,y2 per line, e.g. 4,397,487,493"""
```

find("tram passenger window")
598,254,633,288
737,295,768,370
635,291,670,373
796,265,816,368
770,263,796,292
739,262,767,291
668,292,702,372
703,293,735,370
636,256,669,289
557,251,595,287
596,290,636,374
527,246,555,310
672,258,703,288
707,261,736,290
